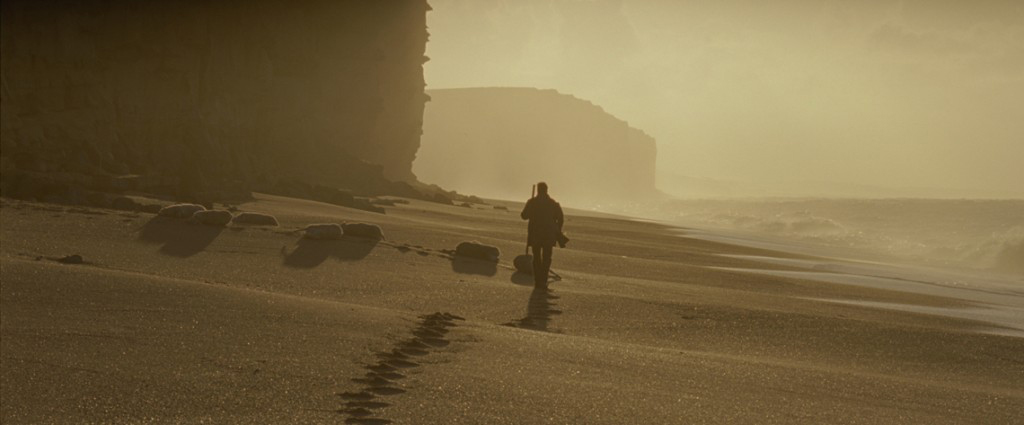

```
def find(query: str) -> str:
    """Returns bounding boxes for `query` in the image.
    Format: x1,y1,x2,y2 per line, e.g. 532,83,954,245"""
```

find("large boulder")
342,223,385,240
455,241,500,262
304,223,343,240
158,203,206,219
189,210,233,226
232,212,279,226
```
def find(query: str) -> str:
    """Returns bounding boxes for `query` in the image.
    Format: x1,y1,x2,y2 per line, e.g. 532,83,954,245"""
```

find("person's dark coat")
520,194,564,247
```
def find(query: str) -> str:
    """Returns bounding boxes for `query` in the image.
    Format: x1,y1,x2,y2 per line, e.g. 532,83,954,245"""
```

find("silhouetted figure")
520,182,565,287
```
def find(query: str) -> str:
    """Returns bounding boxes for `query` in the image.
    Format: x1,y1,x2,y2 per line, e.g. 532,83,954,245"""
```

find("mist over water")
608,198,1024,279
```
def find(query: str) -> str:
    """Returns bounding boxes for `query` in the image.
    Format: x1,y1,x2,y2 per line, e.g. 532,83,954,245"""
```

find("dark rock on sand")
189,210,233,226
158,203,206,219
343,223,385,240
232,212,279,226
304,224,343,240
455,241,500,262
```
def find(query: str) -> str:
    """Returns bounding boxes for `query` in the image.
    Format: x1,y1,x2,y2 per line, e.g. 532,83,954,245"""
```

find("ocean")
608,198,1024,279
599,197,1024,335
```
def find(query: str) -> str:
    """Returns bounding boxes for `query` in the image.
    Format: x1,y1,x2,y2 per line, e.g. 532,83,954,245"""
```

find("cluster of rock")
157,203,278,227
302,223,385,241
254,179,397,214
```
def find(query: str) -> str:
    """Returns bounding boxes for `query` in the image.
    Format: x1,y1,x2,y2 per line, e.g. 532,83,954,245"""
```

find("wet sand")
1,194,1022,424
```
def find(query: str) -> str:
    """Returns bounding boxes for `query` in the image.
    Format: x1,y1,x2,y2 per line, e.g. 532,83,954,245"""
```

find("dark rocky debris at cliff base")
253,178,475,213
253,178,399,214
0,168,246,211
0,155,422,213
0,157,475,214
0,0,493,213
0,164,478,217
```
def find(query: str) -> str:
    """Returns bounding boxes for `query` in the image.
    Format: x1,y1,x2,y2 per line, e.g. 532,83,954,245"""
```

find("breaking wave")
972,226,1024,275
637,198,1024,277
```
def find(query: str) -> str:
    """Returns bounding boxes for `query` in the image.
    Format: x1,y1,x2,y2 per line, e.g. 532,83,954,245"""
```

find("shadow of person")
282,236,378,268
450,256,498,277
505,286,561,332
137,216,223,258
510,270,563,286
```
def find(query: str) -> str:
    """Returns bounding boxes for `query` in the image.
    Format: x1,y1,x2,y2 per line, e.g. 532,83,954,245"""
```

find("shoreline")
597,197,1024,282
652,219,1024,336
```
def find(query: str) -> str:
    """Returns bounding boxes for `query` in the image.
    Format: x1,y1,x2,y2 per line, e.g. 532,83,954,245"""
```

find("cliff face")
0,0,428,200
414,88,658,204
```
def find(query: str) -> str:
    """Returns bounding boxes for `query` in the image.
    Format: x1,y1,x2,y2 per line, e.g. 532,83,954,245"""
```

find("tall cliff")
414,88,659,205
1,0,429,201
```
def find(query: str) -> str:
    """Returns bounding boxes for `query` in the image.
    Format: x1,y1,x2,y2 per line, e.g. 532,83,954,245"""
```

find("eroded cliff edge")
415,87,660,205
1,0,429,202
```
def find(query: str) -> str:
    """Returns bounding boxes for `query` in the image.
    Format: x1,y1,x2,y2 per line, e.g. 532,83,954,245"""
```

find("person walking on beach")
520,182,565,287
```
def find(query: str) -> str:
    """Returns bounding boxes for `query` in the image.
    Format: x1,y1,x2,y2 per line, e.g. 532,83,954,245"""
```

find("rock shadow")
504,287,561,332
137,216,223,257
450,256,498,277
510,270,563,287
510,271,535,286
283,237,378,268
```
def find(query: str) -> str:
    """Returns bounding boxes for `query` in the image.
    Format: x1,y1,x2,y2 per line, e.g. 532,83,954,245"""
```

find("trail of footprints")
338,312,464,425
389,242,447,258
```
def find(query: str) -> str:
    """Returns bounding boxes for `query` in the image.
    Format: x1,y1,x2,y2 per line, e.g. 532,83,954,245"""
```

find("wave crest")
972,226,1024,275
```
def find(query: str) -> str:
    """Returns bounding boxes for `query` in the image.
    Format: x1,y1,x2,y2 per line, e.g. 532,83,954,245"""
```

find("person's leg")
531,245,545,286
541,245,553,277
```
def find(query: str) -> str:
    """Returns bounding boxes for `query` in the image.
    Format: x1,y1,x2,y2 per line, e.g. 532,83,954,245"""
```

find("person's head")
536,182,548,196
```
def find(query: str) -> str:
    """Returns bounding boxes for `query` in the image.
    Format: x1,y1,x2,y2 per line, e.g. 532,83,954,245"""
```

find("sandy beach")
2,194,1022,424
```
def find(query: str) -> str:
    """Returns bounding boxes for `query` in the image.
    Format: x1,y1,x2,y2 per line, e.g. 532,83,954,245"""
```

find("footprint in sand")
338,312,463,424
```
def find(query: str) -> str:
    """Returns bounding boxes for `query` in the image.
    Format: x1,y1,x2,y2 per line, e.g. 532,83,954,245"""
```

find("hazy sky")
425,0,1024,198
